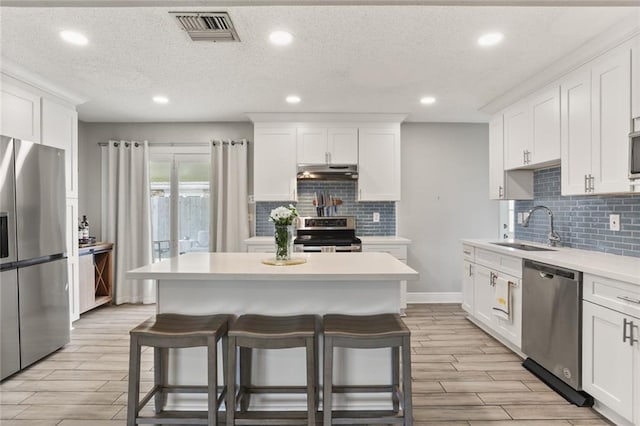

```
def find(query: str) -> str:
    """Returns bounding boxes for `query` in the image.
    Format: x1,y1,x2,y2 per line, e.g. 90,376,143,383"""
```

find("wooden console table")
78,242,114,314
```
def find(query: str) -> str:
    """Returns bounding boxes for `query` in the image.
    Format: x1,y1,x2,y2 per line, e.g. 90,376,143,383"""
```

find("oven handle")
300,245,361,252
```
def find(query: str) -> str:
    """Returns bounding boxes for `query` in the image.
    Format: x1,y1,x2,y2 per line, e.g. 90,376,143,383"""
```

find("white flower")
268,204,299,225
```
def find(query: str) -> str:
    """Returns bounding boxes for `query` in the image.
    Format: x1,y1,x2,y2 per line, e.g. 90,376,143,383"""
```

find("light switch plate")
609,214,620,231
517,212,523,225
372,212,380,223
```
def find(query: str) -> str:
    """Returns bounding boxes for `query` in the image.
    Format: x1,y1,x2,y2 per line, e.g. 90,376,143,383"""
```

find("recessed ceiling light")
420,96,436,105
153,96,169,104
269,30,293,46
286,95,301,104
477,32,504,47
59,30,88,46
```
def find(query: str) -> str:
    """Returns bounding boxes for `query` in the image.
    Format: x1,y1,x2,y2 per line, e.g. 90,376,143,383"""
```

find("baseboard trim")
407,292,462,304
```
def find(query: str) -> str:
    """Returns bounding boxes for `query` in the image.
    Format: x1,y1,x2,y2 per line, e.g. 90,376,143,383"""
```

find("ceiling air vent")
171,12,240,42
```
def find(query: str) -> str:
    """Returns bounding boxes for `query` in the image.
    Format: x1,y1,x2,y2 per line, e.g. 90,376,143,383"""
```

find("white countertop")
463,239,640,285
127,252,419,282
244,236,411,244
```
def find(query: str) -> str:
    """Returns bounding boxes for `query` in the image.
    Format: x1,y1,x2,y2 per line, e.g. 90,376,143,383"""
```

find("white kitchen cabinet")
41,98,78,198
582,300,638,423
632,34,640,121
253,126,297,202
66,198,80,322
530,86,560,165
297,127,358,165
561,69,592,195
462,260,474,314
361,239,410,314
358,125,401,201
0,82,41,143
489,114,533,200
591,43,632,194
561,41,632,195
503,102,530,170
473,264,495,326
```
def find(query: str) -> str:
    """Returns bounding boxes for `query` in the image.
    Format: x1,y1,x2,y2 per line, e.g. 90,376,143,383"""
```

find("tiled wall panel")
255,181,396,236
515,167,640,258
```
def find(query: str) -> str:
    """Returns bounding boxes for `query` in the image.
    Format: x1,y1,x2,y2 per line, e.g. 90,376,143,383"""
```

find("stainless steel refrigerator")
1,136,69,380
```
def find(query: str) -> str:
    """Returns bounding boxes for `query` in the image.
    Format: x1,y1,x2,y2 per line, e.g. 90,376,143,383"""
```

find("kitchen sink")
490,242,556,252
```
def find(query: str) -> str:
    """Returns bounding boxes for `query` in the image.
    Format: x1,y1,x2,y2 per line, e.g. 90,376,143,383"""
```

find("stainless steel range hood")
297,164,358,181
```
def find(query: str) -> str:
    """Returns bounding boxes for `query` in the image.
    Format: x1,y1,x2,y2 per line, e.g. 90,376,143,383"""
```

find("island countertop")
126,252,419,282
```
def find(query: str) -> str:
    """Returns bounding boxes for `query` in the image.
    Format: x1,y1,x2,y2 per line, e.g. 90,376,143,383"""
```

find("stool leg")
391,346,400,413
306,337,316,426
239,347,251,412
401,336,413,426
126,336,141,426
323,336,333,426
207,335,217,426
153,347,168,414
226,336,236,426
222,334,228,396
314,333,320,410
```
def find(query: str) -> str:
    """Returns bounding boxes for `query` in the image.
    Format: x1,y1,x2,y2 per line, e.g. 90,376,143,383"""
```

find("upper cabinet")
297,127,358,165
253,126,298,202
489,114,533,200
503,86,560,170
632,35,640,122
358,125,401,201
0,82,41,143
41,99,79,198
561,39,633,195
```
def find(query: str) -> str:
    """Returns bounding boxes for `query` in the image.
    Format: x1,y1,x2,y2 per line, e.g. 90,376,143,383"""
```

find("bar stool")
322,313,412,426
126,313,232,426
226,314,320,426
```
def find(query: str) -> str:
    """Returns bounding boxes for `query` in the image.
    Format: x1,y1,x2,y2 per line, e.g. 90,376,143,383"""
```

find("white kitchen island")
127,252,419,411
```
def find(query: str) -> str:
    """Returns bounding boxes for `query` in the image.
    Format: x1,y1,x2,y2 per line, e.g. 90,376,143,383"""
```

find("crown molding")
246,112,408,123
1,58,88,106
479,13,640,115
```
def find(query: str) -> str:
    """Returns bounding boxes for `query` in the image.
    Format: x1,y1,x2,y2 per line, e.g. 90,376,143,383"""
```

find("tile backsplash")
515,167,640,258
255,181,396,236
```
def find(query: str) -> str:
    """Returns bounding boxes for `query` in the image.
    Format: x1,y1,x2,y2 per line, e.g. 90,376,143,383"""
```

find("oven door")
298,245,361,253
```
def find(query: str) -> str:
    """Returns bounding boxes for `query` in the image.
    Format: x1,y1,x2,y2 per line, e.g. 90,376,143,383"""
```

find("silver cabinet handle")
584,174,588,193
617,295,640,305
623,319,639,346
463,250,471,256
489,272,497,287
523,150,527,165
327,151,331,164
589,175,595,192
498,185,504,198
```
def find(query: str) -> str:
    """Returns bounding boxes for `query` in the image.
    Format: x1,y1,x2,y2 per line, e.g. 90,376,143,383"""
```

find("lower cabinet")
462,260,474,314
361,240,410,314
78,243,113,314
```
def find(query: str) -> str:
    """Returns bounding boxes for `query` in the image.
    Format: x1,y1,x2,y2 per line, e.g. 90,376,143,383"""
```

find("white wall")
78,121,253,240
398,123,499,297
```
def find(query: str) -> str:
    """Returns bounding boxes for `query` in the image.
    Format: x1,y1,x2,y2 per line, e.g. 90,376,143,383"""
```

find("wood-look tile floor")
0,303,612,425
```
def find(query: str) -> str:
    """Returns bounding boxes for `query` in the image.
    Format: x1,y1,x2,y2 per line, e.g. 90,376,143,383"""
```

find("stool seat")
229,314,319,339
323,314,410,338
131,313,230,338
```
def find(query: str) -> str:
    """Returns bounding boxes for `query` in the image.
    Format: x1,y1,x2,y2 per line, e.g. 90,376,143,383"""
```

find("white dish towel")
492,276,512,321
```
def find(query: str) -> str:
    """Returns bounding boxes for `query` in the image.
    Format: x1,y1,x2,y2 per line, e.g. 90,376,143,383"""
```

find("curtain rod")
98,140,250,147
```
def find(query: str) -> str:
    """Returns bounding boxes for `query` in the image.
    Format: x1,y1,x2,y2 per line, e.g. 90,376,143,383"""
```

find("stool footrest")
330,410,406,424
135,410,221,425
332,384,396,393
234,411,322,425
241,385,310,394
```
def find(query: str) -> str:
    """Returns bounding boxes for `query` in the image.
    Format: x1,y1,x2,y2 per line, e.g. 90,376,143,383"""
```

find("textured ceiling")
0,5,636,122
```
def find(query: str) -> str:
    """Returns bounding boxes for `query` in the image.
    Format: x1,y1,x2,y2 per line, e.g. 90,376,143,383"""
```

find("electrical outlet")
517,212,523,225
609,214,620,231
248,195,255,204
523,212,529,223
372,212,380,223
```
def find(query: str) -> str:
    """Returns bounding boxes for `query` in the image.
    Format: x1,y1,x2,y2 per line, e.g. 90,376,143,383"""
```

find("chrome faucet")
523,205,561,247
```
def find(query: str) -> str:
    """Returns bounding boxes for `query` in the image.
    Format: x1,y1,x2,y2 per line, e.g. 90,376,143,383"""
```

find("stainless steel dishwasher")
521,260,593,407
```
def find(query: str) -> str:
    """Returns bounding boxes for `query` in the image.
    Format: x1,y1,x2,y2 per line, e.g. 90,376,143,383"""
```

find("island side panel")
157,277,401,411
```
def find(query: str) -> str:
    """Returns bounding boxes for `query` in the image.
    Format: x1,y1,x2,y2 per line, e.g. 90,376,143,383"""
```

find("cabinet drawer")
462,244,475,261
362,244,407,260
475,248,522,278
583,274,640,318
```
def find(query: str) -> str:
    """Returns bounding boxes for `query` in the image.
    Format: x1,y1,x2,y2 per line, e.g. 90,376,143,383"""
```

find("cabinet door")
78,254,95,314
0,83,41,143
297,127,328,164
582,301,634,422
253,127,297,201
473,265,495,328
503,103,530,170
591,45,632,194
462,260,474,314
327,128,358,164
358,126,401,201
530,86,560,165
66,198,80,322
561,70,592,196
633,34,640,120
493,273,521,348
488,115,505,200
41,99,78,198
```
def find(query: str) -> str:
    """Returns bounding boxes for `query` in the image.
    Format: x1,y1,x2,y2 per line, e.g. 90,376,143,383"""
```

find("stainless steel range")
294,216,362,253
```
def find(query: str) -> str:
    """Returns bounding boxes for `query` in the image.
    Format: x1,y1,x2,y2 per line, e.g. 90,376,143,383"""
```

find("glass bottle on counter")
80,215,89,243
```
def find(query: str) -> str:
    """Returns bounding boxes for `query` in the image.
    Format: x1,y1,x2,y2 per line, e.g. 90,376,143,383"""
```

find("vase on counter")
274,224,293,261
